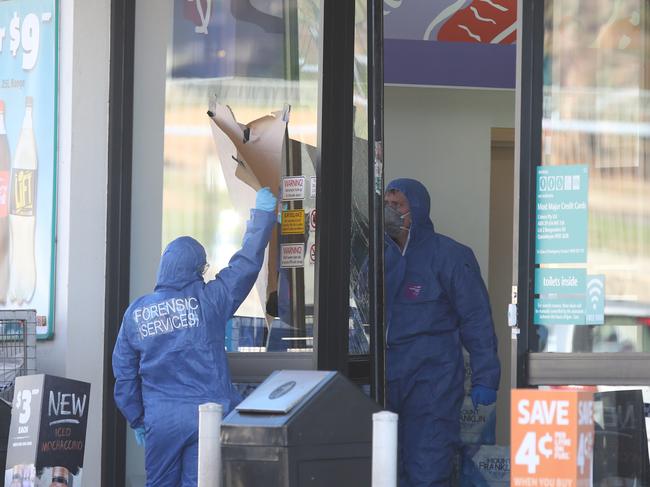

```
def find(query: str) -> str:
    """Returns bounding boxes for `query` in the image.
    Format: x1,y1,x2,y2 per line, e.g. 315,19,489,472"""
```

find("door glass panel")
349,0,370,356
538,0,650,352
163,0,320,354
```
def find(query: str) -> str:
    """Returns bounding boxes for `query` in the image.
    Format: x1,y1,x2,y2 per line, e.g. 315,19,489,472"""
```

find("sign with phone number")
511,390,594,487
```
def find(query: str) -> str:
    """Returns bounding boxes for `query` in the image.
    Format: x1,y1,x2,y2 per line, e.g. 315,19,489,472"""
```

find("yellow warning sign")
281,209,305,235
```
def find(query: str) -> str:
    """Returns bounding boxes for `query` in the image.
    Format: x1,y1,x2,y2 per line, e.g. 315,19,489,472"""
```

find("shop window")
536,0,650,352
162,0,320,354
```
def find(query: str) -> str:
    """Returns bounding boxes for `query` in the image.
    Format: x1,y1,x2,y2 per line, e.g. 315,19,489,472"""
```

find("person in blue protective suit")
383,178,500,487
113,187,277,487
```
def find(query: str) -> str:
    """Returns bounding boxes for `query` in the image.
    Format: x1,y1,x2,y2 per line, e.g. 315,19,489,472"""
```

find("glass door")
515,4,650,481
518,0,650,388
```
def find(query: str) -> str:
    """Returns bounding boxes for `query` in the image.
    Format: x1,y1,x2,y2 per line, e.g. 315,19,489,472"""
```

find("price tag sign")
6,374,91,485
511,390,594,487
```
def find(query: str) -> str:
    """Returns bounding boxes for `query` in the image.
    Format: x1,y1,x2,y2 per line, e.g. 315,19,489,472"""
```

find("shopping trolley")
0,310,37,403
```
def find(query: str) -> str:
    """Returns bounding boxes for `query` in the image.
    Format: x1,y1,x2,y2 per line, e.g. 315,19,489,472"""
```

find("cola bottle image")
9,97,37,305
0,100,11,304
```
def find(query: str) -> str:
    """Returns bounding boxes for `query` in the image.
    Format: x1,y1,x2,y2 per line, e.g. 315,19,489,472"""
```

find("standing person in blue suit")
113,187,277,487
383,178,500,487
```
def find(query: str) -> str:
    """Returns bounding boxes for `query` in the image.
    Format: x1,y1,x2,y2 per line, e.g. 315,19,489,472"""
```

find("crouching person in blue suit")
383,178,500,487
113,187,277,487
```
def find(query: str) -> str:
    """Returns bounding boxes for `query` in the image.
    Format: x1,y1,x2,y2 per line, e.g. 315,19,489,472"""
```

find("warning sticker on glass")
309,209,317,230
281,209,305,235
310,176,317,198
282,176,306,201
309,244,316,264
281,244,305,268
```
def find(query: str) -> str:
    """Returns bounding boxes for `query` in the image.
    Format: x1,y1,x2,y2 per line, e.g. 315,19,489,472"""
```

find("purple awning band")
384,39,516,89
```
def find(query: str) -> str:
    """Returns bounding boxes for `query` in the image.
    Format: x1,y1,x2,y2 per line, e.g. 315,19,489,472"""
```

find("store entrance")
384,86,517,448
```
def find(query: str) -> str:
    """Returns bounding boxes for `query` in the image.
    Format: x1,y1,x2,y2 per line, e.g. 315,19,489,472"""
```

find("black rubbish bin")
221,370,381,487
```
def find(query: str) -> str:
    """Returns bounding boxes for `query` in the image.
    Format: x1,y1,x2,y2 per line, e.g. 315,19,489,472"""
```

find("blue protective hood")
386,178,435,243
155,236,207,291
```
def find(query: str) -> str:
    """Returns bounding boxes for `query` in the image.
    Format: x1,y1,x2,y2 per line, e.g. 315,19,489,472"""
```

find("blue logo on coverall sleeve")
134,297,201,339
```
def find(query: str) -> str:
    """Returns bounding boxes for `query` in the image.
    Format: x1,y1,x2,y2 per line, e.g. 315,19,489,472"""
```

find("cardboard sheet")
208,100,290,319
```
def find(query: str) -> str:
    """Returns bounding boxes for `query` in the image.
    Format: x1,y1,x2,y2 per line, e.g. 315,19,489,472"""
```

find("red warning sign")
309,244,316,264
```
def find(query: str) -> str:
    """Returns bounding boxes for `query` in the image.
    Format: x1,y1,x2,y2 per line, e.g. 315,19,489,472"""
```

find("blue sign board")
534,268,587,325
535,165,589,264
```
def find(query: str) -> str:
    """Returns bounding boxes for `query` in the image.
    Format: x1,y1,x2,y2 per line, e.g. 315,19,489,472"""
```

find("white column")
198,402,223,487
372,410,398,487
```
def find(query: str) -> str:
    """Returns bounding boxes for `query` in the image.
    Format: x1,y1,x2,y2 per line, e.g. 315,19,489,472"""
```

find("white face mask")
384,206,410,238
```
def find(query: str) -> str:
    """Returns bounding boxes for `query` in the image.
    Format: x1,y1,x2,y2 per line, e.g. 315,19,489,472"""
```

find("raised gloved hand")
471,385,497,409
133,426,146,447
255,187,277,212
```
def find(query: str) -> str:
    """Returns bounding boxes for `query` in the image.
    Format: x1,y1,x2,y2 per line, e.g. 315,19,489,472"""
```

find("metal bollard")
372,411,398,487
198,402,223,487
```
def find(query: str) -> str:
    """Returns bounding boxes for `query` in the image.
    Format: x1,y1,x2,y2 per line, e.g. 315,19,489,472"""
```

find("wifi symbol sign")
587,277,605,311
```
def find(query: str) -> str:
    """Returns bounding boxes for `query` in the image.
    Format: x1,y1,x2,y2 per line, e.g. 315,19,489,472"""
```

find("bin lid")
235,370,333,414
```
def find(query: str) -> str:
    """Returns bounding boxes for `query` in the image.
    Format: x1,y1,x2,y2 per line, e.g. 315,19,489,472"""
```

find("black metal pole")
102,0,135,484
516,0,545,388
315,0,355,373
368,0,386,407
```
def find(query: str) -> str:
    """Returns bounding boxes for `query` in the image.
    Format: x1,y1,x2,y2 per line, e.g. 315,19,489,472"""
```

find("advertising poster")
0,0,57,339
384,0,517,88
5,375,90,486
511,389,594,487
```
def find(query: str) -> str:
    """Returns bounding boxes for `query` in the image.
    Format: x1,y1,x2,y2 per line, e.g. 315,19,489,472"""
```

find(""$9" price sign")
511,390,594,486
0,9,53,71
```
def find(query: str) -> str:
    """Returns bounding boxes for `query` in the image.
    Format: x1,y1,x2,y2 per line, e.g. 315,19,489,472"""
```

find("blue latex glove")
133,426,146,447
255,187,277,212
471,385,497,409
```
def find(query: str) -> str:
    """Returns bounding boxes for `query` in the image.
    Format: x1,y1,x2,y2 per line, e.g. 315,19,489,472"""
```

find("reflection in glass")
539,0,650,352
163,0,320,353
541,385,650,484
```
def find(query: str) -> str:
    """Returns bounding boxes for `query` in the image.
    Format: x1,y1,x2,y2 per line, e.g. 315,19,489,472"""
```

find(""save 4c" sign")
511,390,594,487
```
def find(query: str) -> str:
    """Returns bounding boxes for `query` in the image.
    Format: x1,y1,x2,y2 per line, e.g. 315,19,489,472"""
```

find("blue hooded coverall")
384,179,500,487
112,209,275,486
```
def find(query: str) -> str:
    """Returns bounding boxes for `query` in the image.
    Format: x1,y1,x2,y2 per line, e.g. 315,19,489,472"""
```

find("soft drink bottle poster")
0,1,57,339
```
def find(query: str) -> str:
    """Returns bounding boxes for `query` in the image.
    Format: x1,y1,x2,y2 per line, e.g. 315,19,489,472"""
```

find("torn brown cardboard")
208,100,290,320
